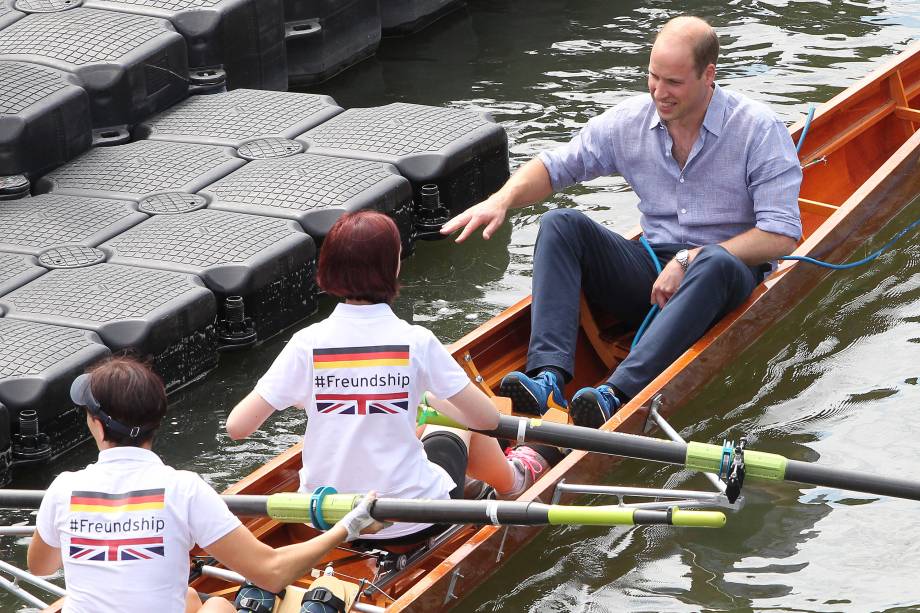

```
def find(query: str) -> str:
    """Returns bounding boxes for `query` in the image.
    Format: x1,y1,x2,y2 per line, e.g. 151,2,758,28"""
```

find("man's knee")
691,244,747,279
537,208,590,242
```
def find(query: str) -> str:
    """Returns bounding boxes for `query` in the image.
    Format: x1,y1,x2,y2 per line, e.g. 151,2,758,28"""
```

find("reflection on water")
3,0,920,610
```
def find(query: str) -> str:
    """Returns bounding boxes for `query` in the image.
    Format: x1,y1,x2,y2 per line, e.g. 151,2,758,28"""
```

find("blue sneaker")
570,384,621,428
499,370,567,416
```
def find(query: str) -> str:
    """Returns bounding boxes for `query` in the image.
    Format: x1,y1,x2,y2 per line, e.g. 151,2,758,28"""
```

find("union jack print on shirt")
68,536,164,562
316,392,409,415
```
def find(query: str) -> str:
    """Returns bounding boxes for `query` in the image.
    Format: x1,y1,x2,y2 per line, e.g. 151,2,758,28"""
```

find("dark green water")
3,1,920,610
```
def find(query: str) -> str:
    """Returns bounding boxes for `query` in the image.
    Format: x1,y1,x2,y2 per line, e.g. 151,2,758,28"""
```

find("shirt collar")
647,84,725,138
330,302,395,319
97,446,162,464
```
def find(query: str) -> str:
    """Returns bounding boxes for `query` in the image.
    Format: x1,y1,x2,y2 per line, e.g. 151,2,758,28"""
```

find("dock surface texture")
0,0,507,479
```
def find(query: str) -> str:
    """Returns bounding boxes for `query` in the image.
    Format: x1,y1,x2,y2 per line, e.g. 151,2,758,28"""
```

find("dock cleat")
498,370,567,416
570,384,621,429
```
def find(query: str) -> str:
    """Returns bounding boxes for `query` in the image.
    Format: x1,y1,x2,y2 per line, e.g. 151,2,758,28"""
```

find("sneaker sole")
570,392,610,429
499,375,544,416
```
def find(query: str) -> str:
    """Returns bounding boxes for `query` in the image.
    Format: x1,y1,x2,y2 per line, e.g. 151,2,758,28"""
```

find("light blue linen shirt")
538,84,803,246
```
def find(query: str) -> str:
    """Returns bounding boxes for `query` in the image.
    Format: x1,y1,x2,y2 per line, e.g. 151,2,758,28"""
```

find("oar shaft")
0,491,724,528
784,459,920,501
420,409,920,503
419,409,688,464
264,493,724,528
0,490,42,510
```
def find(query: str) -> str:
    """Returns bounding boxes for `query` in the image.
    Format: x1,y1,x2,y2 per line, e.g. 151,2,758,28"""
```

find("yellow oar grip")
265,493,361,525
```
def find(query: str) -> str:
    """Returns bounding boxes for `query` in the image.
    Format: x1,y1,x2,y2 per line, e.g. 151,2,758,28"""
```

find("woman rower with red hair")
227,211,555,545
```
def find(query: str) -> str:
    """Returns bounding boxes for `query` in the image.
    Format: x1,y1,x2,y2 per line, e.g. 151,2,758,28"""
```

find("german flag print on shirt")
313,345,409,369
70,489,165,513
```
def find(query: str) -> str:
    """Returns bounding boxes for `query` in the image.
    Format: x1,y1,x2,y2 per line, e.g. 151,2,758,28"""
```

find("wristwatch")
675,249,690,272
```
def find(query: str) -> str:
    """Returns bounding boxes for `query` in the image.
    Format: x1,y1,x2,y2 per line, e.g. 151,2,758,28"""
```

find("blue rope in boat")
780,217,920,269
632,236,662,350
796,105,815,154
630,218,919,346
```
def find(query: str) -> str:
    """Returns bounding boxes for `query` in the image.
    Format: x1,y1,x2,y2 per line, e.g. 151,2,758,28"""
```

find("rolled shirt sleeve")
538,107,622,191
747,118,803,241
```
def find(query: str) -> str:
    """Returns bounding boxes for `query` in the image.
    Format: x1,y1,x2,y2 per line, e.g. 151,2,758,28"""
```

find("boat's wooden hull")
186,41,920,612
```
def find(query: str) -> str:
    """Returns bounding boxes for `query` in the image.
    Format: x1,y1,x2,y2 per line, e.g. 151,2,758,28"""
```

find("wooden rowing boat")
180,41,920,612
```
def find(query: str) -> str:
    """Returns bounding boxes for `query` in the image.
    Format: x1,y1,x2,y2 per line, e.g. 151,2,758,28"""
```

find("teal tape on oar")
310,486,337,530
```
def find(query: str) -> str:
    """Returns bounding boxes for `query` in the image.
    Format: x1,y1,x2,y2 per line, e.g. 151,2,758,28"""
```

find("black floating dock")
82,0,288,91
0,318,111,474
35,139,246,201
0,7,511,481
0,194,146,255
134,88,343,147
0,0,22,30
381,0,465,36
284,0,381,86
0,8,189,130
0,61,92,177
298,102,510,215
0,252,44,297
0,247,218,391
102,207,317,342
201,153,414,244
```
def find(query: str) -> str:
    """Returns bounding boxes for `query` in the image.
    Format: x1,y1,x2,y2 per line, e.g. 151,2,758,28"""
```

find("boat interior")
185,45,920,612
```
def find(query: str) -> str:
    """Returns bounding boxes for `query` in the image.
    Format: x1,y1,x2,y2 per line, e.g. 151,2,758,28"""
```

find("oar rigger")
718,437,747,504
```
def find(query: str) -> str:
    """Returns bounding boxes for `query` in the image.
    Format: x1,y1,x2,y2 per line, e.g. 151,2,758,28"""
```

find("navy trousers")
527,209,762,398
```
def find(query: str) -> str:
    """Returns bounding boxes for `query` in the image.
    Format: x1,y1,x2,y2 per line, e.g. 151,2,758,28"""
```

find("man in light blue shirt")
441,16,802,427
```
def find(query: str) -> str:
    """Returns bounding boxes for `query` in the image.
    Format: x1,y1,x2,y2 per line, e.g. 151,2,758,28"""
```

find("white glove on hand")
335,493,378,542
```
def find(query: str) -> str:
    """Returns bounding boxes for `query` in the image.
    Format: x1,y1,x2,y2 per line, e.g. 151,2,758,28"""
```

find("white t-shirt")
255,302,470,539
36,447,241,613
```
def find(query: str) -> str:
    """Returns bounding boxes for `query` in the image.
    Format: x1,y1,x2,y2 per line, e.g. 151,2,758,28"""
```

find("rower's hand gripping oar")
418,407,920,503
0,489,726,529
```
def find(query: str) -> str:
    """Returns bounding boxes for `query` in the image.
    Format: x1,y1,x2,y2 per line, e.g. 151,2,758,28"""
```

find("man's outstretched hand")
440,196,508,243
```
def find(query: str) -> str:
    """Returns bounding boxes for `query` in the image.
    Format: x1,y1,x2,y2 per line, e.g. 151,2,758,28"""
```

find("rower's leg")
421,427,470,499
188,588,236,612
467,432,515,493
607,245,760,398
527,209,657,379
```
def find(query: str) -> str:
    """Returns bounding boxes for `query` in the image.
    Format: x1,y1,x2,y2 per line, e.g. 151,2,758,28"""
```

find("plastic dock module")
0,252,44,298
102,206,317,344
0,247,218,390
380,0,465,36
0,0,24,30
34,140,245,201
0,318,111,466
284,0,381,86
0,8,188,130
82,0,287,91
134,89,343,147
0,61,92,177
298,102,509,215
201,153,413,244
0,194,146,256
0,402,8,487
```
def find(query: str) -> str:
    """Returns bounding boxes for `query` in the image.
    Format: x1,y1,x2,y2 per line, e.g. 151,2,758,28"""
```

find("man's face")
647,36,714,124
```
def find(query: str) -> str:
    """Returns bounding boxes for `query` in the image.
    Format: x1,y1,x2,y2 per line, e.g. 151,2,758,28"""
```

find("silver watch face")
676,249,689,267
